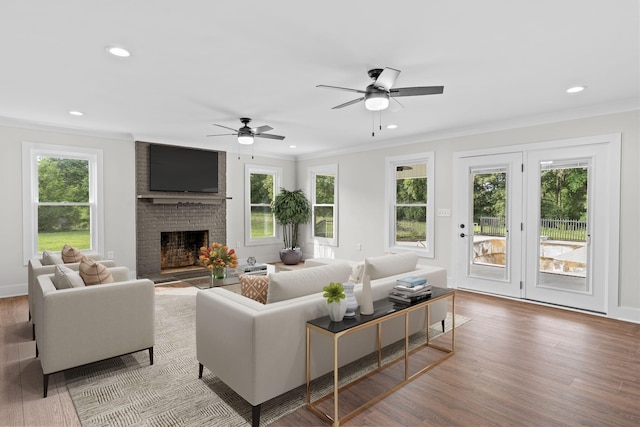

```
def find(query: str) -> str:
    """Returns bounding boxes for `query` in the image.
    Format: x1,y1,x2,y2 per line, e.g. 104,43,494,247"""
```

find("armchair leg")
43,373,49,398
32,324,35,341
36,343,39,358
441,319,445,332
252,404,261,427
29,309,31,321
198,363,203,379
148,347,154,365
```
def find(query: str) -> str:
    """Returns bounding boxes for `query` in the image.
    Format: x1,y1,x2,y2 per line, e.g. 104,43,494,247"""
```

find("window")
385,153,435,258
22,143,103,263
245,164,282,246
310,164,338,246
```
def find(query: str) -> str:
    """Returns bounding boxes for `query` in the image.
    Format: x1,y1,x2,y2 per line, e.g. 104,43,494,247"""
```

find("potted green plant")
271,188,312,265
323,282,347,322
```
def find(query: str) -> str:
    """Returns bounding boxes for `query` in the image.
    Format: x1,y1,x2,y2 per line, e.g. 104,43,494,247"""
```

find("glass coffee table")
306,287,456,427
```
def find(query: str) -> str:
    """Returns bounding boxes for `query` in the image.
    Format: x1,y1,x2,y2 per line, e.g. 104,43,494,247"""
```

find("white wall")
225,153,297,266
0,124,136,297
295,110,640,321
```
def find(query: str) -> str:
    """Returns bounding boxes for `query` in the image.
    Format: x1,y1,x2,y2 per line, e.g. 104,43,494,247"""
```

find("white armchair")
34,267,155,397
27,253,116,337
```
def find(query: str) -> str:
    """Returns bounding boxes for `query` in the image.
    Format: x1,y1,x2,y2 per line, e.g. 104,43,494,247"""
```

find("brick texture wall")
135,141,227,278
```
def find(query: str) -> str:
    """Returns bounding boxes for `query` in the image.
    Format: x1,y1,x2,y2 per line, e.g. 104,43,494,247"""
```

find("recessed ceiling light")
69,110,84,116
566,86,586,93
386,124,398,129
289,145,297,149
106,46,131,57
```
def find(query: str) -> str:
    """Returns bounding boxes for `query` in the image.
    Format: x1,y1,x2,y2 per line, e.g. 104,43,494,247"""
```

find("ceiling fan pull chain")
379,110,382,130
371,113,375,137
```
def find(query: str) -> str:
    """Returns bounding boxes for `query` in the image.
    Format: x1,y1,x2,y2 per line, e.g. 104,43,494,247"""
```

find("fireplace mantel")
137,194,232,205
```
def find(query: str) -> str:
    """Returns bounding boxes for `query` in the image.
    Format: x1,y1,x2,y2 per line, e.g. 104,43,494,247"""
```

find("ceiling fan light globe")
238,134,254,145
364,93,389,111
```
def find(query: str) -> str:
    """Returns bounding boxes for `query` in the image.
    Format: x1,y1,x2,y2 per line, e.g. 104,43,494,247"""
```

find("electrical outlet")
437,208,451,217
236,241,241,248
107,251,114,259
356,243,362,251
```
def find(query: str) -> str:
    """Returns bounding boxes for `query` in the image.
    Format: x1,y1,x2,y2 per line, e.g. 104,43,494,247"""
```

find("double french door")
453,142,613,313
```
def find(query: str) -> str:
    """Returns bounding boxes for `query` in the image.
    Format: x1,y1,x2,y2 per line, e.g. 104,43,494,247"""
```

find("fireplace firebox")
160,230,208,272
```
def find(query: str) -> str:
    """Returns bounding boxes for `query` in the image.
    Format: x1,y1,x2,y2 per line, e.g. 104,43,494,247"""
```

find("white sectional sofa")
196,252,448,427
34,266,155,397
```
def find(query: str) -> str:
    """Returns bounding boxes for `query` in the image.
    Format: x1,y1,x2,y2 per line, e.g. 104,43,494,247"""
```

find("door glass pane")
469,168,508,281
537,161,589,293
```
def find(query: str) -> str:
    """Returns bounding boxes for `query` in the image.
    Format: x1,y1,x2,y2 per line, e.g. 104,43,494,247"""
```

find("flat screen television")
149,144,219,193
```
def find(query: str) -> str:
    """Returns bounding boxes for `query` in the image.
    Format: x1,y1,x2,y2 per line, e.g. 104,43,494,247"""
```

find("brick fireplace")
135,141,227,280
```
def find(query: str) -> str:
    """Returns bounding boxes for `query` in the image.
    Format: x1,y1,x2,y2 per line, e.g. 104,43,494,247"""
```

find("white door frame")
452,134,620,315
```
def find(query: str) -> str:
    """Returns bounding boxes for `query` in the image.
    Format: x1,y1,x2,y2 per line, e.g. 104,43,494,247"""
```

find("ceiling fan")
317,67,444,111
207,117,285,145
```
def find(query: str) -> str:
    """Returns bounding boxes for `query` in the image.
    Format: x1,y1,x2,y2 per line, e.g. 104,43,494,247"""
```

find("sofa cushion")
240,274,269,304
79,257,114,286
266,263,352,303
42,250,63,266
61,244,84,263
363,252,419,280
52,265,85,289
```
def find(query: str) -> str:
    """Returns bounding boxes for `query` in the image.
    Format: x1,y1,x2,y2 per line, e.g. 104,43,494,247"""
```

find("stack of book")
388,276,432,305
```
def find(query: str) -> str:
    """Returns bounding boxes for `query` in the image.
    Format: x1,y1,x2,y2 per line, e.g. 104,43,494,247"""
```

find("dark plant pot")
280,248,303,265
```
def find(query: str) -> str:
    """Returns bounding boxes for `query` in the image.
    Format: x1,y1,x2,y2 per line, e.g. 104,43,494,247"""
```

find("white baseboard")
0,283,28,298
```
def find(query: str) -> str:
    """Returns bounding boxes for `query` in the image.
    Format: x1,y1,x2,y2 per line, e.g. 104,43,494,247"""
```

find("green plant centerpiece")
323,282,347,322
271,188,312,265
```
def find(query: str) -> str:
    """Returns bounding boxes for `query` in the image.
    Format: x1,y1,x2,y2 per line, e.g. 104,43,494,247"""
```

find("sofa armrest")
38,277,155,375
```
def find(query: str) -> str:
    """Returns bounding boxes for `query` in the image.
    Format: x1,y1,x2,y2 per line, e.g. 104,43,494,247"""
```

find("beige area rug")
64,287,470,426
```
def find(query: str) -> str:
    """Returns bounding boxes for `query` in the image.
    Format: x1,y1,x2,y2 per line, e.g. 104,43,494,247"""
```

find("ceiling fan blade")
389,86,444,97
389,97,405,112
332,97,365,109
374,67,401,90
206,133,236,137
255,133,285,140
212,123,239,132
317,84,366,94
252,125,273,133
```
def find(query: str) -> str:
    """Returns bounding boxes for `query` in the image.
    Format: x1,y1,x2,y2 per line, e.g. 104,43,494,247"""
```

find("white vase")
327,299,347,322
360,274,374,315
343,282,358,317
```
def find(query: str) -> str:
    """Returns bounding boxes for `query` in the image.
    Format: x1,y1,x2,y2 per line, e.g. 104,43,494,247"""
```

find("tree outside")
37,157,91,251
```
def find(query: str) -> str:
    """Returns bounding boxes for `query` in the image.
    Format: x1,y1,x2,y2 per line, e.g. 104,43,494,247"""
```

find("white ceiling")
1,0,638,159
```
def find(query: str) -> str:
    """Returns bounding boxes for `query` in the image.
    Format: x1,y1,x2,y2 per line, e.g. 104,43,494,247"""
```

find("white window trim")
384,152,435,258
244,164,282,246
22,142,104,264
309,163,338,247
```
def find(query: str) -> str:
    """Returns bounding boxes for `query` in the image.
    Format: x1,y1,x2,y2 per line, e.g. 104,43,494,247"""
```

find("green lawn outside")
38,230,90,252
250,212,274,238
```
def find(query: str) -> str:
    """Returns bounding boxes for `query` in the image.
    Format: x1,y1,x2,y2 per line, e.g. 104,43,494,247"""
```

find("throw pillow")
52,265,85,289
42,249,63,265
363,252,419,280
239,274,269,304
79,257,114,286
267,262,352,303
61,244,84,263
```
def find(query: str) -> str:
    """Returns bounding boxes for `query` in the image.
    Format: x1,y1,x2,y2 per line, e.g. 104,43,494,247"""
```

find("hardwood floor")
1,289,638,426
